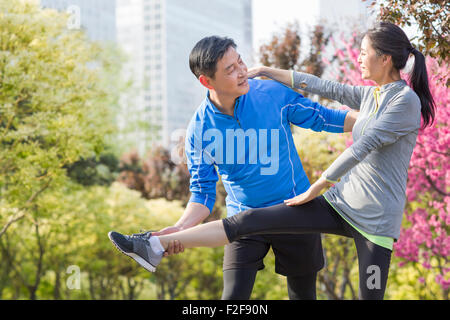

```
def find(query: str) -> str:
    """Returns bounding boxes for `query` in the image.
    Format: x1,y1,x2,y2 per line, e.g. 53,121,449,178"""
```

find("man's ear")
199,75,214,90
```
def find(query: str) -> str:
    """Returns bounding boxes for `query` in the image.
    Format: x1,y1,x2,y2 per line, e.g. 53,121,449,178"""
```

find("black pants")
222,196,392,300
221,269,317,300
221,232,323,300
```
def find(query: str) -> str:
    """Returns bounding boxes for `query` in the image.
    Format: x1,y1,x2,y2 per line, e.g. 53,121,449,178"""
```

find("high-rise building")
117,0,253,153
40,0,116,42
41,1,253,153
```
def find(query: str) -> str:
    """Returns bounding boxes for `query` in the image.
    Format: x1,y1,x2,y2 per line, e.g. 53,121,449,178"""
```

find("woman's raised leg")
158,219,229,249
158,196,349,250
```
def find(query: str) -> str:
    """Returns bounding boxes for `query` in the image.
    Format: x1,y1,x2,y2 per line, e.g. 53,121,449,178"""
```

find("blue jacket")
185,79,348,217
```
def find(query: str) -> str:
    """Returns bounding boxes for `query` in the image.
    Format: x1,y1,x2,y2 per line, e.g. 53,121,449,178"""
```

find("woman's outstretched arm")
248,66,366,111
248,66,292,87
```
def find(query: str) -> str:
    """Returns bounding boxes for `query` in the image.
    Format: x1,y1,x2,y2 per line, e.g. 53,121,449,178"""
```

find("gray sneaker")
108,230,163,272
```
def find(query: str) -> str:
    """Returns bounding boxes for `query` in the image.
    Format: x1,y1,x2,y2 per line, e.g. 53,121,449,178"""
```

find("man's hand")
152,202,209,257
284,176,330,206
152,226,185,257
164,239,184,257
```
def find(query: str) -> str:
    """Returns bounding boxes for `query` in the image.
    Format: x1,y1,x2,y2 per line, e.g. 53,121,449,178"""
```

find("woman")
108,22,435,299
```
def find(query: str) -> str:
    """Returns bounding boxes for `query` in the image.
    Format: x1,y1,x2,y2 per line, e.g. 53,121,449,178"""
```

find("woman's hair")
365,22,436,128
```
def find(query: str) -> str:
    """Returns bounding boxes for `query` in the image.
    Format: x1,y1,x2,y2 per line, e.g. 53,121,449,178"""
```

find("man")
112,36,357,299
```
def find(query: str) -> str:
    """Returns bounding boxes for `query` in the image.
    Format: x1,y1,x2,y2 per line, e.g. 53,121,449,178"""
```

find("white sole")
108,231,156,273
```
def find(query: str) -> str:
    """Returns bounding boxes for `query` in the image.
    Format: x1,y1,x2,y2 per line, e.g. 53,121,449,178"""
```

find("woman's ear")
199,75,213,90
382,54,393,67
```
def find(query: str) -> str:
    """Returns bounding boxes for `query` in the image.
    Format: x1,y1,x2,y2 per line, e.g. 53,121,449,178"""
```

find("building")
116,0,253,153
41,0,253,154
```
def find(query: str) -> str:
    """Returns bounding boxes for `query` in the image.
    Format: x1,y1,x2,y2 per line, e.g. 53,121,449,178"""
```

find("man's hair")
189,36,237,79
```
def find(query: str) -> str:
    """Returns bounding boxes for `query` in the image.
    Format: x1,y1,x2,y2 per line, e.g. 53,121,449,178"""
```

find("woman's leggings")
222,196,392,300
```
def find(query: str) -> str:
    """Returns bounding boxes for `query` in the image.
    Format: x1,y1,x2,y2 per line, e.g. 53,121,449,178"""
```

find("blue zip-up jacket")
185,79,349,217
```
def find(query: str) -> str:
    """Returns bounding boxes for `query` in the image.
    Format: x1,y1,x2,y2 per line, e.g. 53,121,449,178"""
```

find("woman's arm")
285,92,421,206
320,93,421,184
248,66,292,87
248,66,365,111
249,66,359,132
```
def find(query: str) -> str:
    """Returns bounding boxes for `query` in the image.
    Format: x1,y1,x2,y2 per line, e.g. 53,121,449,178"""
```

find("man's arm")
344,110,359,132
154,202,210,235
152,121,218,254
152,202,210,256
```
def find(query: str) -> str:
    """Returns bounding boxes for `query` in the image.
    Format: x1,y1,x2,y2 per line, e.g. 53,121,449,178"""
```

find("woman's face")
358,35,385,82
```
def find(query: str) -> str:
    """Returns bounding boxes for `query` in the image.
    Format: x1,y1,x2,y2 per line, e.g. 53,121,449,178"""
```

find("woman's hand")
284,176,330,206
247,66,265,79
248,66,292,88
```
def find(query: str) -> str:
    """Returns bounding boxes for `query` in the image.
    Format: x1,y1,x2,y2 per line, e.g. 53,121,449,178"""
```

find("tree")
259,22,330,79
65,149,120,187
117,146,227,221
393,57,449,299
366,0,449,62
117,147,191,203
0,0,120,238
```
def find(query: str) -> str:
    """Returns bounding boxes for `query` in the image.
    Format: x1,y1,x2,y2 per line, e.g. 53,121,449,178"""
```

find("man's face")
207,47,249,97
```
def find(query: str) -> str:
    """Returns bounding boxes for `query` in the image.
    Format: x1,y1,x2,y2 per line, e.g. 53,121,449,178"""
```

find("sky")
252,0,319,50
251,0,418,51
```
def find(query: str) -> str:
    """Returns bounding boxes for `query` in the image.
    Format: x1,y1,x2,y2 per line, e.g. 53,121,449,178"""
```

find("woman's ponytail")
409,48,436,128
366,22,436,128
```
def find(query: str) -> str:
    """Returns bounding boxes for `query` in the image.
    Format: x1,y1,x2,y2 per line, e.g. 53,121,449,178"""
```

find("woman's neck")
376,70,402,87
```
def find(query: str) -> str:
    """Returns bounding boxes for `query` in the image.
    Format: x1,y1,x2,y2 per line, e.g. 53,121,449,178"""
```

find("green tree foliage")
366,0,449,62
0,181,228,300
65,149,120,187
0,0,120,238
117,146,227,221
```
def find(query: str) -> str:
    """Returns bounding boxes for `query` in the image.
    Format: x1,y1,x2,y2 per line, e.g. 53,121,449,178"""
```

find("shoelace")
129,230,152,241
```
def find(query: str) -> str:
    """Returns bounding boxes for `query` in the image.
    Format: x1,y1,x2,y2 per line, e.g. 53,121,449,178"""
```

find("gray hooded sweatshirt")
293,72,421,240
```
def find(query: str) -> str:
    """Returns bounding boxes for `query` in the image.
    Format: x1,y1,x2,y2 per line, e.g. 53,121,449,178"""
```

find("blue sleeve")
185,122,218,214
268,80,349,133
286,90,349,133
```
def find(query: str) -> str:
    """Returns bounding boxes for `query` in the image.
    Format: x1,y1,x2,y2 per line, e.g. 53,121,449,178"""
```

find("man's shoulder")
249,78,287,91
186,99,210,135
189,97,210,120
248,78,296,98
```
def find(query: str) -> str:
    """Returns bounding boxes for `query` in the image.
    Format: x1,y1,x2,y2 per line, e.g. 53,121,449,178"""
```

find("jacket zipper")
361,89,380,135
216,99,242,128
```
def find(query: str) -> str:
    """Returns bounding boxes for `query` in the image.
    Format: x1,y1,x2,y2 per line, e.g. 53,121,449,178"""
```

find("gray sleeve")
322,93,421,182
293,72,365,111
